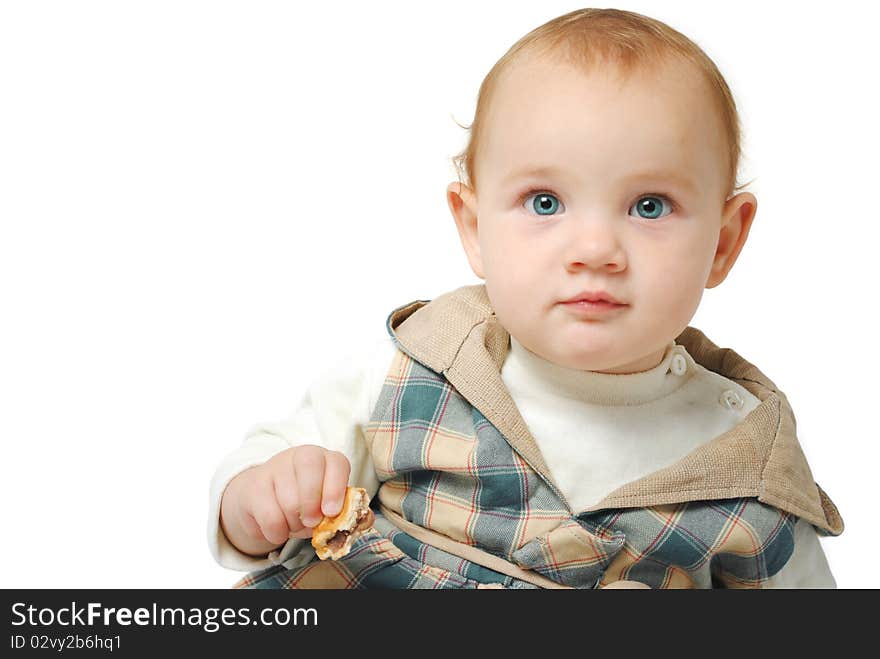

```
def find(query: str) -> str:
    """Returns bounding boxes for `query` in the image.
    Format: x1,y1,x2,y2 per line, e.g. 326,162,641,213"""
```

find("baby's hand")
219,445,351,557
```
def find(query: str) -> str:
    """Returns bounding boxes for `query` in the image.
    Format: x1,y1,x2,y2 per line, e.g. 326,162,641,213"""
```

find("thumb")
289,526,315,540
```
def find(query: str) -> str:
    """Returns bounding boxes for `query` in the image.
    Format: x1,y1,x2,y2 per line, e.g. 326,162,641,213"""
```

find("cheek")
479,224,540,282
637,239,713,309
481,232,547,324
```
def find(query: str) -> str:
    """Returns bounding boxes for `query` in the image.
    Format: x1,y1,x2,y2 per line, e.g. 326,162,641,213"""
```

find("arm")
708,499,837,589
710,514,836,589
206,336,395,571
761,517,837,588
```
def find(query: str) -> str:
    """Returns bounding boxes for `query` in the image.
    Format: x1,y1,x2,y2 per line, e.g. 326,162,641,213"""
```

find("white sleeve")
206,335,397,573
762,517,837,588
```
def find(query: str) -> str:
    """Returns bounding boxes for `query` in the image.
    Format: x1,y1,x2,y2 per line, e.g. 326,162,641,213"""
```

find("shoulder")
300,334,396,409
362,335,402,413
314,334,399,413
284,334,399,435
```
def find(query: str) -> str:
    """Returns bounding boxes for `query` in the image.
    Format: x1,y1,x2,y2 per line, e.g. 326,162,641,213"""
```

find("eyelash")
517,187,679,218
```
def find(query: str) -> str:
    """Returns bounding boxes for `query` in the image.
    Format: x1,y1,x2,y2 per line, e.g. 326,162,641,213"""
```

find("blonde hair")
451,8,753,203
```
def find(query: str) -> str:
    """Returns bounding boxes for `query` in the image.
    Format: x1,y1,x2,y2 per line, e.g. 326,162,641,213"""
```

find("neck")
503,335,693,406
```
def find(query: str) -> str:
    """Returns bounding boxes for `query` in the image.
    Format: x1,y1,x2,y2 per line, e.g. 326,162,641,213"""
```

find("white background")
1,0,876,588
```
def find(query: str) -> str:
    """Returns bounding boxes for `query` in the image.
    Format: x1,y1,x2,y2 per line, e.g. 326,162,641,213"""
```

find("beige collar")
387,283,843,536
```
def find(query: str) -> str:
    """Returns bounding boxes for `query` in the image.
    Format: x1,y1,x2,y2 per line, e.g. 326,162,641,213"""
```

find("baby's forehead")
504,50,711,106
488,54,724,166
481,76,727,197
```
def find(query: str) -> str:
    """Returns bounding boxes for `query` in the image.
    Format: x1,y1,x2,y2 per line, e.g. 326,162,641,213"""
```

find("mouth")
559,290,627,306
558,296,628,316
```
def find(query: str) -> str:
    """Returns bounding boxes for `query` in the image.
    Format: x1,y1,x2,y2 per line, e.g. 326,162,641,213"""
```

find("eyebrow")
502,165,699,195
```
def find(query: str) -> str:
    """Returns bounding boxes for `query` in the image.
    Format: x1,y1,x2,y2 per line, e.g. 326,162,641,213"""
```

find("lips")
560,290,626,305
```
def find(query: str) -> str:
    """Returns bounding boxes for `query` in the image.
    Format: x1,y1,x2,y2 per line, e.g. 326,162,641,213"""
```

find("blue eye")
520,190,676,220
630,195,673,220
525,191,563,216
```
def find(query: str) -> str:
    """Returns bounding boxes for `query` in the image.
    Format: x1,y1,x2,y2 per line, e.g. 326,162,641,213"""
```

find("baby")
208,8,842,588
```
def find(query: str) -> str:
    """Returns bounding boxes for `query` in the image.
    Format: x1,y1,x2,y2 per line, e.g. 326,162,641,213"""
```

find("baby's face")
449,55,756,373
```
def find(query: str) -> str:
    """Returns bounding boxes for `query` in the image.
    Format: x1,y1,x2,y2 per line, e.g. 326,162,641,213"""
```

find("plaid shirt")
233,285,842,589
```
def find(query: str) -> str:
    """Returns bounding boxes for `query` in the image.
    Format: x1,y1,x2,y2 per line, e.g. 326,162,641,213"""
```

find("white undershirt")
207,333,836,587
504,335,758,511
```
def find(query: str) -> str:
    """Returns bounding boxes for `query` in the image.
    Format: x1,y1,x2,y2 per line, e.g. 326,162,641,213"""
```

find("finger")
289,527,314,539
272,467,306,537
251,494,290,546
239,509,263,540
292,446,326,528
321,451,351,517
227,495,262,544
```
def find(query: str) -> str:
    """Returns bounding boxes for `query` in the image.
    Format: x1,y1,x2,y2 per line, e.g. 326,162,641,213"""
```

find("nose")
563,217,626,273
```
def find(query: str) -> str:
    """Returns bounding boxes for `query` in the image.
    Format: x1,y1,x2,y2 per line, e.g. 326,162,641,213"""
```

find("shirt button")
670,354,687,376
719,389,744,410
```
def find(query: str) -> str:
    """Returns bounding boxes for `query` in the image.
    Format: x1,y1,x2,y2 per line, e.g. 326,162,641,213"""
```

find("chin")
542,343,619,372
556,324,619,349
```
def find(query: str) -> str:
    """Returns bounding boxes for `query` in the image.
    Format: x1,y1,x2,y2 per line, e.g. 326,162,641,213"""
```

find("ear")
446,181,484,279
706,191,758,289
